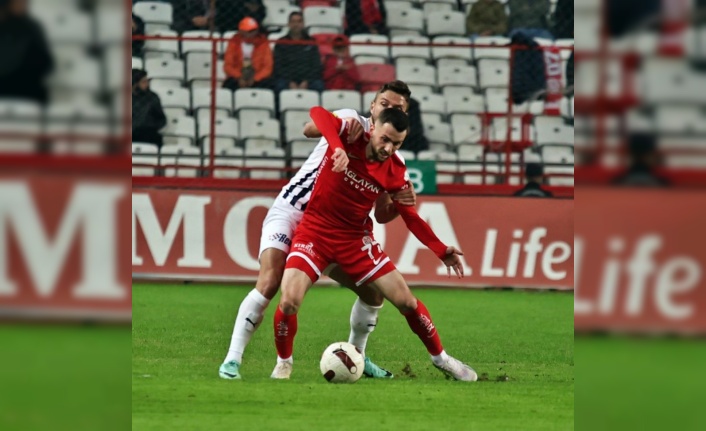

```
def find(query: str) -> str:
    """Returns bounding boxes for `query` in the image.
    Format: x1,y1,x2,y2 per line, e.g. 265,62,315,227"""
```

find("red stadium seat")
357,63,396,93
311,33,343,61
299,0,337,8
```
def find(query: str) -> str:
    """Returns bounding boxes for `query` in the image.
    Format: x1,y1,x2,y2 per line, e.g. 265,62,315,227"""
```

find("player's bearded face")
369,122,406,162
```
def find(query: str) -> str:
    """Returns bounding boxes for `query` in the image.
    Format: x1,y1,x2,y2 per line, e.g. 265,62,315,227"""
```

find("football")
319,342,365,383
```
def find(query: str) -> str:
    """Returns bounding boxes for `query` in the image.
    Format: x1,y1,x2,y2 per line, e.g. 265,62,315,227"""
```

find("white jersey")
277,109,371,212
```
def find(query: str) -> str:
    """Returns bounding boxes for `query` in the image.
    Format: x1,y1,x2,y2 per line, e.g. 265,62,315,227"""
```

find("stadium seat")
386,1,415,14
133,1,173,26
288,139,318,168
438,64,477,90
244,148,286,179
422,0,456,15
132,57,144,69
192,88,234,116
0,99,42,153
321,90,362,113
534,116,574,145
357,64,396,93
143,30,180,59
446,93,485,115
264,4,301,28
642,58,706,104
151,86,191,115
214,147,245,178
478,59,509,89
349,34,390,63
312,33,341,60
279,90,320,115
426,11,466,37
198,116,240,152
396,64,436,92
473,36,511,61
485,89,510,113
407,85,434,96
435,151,460,184
51,56,102,94
395,58,428,71
431,36,473,63
181,31,220,56
451,114,483,145
34,8,91,44
186,53,226,88
303,6,342,34
97,6,124,44
161,145,202,177
491,117,526,143
387,9,425,35
424,122,452,149
655,105,706,135
284,111,313,143
442,85,475,97
539,144,573,160
390,35,431,63
362,91,377,114
234,88,276,115
421,112,444,127
417,93,447,117
145,58,184,86
241,118,281,150
397,149,416,161
543,153,574,186
132,142,159,176
161,116,196,147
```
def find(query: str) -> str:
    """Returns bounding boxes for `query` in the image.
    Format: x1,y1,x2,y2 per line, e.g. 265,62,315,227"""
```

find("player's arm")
392,196,465,277
304,110,364,143
374,183,417,224
309,106,352,172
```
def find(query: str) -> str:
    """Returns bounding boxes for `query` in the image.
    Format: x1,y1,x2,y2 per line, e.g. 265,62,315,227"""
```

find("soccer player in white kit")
219,81,414,379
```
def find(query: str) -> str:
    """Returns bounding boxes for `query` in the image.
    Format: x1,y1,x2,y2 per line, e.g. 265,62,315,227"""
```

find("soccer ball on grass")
320,342,364,383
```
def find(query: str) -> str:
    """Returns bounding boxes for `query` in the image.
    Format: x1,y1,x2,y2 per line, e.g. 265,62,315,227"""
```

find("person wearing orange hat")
223,17,274,91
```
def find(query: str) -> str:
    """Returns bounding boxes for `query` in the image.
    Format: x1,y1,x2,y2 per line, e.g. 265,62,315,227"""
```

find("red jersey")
298,107,448,260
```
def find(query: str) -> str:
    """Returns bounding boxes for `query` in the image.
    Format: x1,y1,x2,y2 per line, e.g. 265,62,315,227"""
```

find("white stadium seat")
214,147,245,178
431,36,472,62
437,64,477,89
234,88,276,114
321,90,362,113
396,64,436,92
144,30,180,58
426,11,466,37
161,116,196,147
424,122,452,148
451,114,483,145
349,34,390,63
133,1,173,26
151,86,191,114
160,145,202,177
244,148,286,179
264,4,301,28
534,116,574,145
241,118,281,150
390,35,431,62
417,93,447,116
144,58,184,85
191,88,234,116
279,90,320,114
387,9,425,35
478,59,510,89
199,117,240,152
473,36,511,60
186,53,225,87
446,93,485,115
303,6,343,33
132,142,159,176
181,31,221,56
284,111,313,143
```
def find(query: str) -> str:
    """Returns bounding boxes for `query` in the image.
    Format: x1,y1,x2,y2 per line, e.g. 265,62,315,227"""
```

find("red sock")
274,306,298,359
402,300,443,356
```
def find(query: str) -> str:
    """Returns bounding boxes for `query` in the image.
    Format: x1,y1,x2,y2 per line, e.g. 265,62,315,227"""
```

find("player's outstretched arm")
304,118,364,143
393,201,464,278
309,106,352,172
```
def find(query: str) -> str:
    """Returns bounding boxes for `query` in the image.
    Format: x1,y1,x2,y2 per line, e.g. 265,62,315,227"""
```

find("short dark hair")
375,80,411,106
289,11,303,21
525,163,544,178
377,108,409,133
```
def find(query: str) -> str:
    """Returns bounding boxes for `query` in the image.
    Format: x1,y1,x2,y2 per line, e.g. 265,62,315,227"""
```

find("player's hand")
344,118,364,143
442,246,464,278
331,147,349,173
391,183,416,206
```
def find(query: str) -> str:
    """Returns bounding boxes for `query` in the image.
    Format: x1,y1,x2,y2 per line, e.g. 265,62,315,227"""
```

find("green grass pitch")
132,284,574,431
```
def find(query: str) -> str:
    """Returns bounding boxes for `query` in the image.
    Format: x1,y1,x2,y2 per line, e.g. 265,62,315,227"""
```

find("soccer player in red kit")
271,106,478,381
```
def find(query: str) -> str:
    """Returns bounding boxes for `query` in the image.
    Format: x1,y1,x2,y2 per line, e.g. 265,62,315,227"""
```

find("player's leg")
219,202,300,379
271,232,328,379
368,270,478,382
327,265,392,378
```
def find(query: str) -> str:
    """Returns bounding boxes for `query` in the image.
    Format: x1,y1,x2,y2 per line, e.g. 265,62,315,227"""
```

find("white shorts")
258,196,305,258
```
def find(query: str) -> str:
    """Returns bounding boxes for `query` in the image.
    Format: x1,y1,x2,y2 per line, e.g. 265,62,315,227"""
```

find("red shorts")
286,226,396,286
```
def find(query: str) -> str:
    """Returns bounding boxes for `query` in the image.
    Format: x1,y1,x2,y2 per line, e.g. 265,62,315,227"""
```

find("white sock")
431,350,450,366
277,356,293,364
224,289,270,363
348,298,382,357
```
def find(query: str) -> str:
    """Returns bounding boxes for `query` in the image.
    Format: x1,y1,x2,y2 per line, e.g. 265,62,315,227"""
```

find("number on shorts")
361,236,383,265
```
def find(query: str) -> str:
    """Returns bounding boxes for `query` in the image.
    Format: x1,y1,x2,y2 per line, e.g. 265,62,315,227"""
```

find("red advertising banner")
132,188,573,289
0,173,132,322
575,188,706,334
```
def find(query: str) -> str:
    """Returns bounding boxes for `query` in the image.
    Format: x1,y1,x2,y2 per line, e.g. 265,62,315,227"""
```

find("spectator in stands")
274,12,324,93
322,35,360,91
132,69,167,148
508,0,553,40
173,0,266,33
402,98,429,154
466,0,508,37
223,17,274,91
551,0,573,39
514,163,553,197
612,133,670,187
0,0,54,104
132,13,145,57
345,0,387,36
